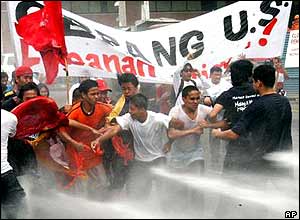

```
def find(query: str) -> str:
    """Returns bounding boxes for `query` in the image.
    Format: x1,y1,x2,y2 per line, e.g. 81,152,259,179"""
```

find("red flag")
15,1,67,84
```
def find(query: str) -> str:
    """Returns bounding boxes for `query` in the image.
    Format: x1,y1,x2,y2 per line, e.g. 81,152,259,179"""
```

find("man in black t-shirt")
211,64,293,219
204,60,259,172
212,64,292,175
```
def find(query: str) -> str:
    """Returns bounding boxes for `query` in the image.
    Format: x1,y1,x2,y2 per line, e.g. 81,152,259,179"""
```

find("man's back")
216,83,258,127
244,93,292,152
231,93,292,169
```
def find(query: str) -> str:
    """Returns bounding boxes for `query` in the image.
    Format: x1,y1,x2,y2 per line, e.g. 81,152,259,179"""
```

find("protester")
199,59,259,175
212,64,293,173
156,83,173,114
208,59,259,126
11,96,106,192
1,108,27,219
3,66,34,101
59,87,82,114
172,53,203,106
165,85,212,214
1,71,12,93
167,85,211,169
272,57,289,96
59,79,112,199
2,82,41,188
2,82,40,111
104,73,139,193
37,83,50,97
96,78,112,104
211,64,293,218
91,93,184,200
290,14,299,30
202,66,232,107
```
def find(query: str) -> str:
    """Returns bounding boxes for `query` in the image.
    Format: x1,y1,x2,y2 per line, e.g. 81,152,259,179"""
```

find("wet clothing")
1,109,18,174
116,111,171,162
215,83,260,172
216,83,259,126
59,101,112,192
1,109,26,219
126,157,166,200
65,101,112,170
1,170,26,219
104,95,133,189
229,93,292,174
167,104,212,168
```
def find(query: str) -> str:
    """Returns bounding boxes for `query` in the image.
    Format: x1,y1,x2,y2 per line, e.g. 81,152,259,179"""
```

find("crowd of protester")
1,53,295,218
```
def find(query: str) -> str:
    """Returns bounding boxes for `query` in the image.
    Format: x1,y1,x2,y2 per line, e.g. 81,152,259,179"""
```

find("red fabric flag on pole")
15,1,68,84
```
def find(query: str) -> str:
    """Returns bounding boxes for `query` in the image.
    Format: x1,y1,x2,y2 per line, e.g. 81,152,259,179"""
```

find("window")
171,1,187,12
202,1,217,11
106,1,118,13
89,1,101,13
149,1,156,12
62,1,71,11
98,1,118,13
63,1,118,14
156,1,171,12
72,1,89,13
187,1,201,11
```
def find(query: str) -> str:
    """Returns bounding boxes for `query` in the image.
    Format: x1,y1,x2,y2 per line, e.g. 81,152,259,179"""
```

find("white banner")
8,1,292,84
284,30,299,68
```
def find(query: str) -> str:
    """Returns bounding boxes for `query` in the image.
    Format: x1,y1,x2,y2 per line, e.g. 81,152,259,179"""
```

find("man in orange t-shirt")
60,79,112,199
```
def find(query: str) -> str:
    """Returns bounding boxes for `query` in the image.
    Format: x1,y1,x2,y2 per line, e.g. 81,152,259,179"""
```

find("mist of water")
152,167,298,213
3,151,298,219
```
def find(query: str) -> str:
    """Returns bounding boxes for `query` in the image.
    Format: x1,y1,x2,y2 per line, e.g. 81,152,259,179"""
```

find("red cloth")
11,96,69,139
15,1,67,84
111,135,134,165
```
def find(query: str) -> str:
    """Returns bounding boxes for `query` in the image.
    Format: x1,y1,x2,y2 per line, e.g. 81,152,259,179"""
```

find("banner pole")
64,58,70,105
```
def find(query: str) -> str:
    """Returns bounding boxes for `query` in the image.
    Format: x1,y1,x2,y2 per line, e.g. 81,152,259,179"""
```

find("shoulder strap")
175,79,184,102
191,79,197,87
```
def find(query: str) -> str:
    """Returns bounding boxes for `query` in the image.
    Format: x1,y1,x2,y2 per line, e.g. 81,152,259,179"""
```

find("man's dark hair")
210,66,222,75
18,82,40,100
117,73,139,87
230,59,253,86
78,79,98,94
182,63,193,73
1,71,8,79
129,93,148,110
253,64,276,88
182,85,199,98
72,87,82,102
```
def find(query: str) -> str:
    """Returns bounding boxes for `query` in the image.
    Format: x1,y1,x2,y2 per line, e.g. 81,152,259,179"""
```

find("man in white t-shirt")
91,93,183,200
165,85,212,214
202,66,232,107
1,109,26,218
168,85,212,169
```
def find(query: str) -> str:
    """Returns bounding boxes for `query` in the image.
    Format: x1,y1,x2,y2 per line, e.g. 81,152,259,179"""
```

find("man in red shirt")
60,79,112,199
